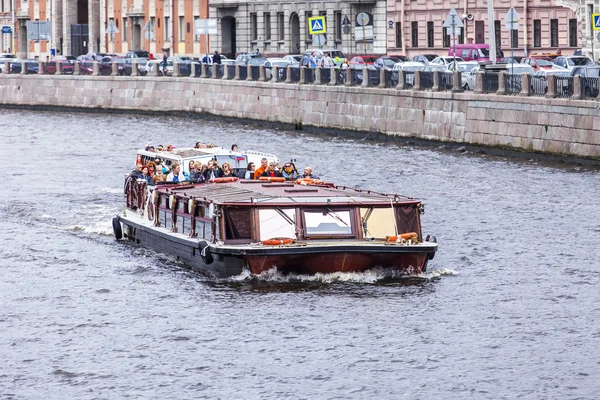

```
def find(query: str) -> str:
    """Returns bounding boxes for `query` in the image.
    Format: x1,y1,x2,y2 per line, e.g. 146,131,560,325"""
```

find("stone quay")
0,69,599,160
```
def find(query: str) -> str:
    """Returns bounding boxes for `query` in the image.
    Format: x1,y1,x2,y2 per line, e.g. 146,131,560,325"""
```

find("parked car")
521,57,555,72
570,66,600,96
430,56,464,67
448,44,503,62
552,56,594,71
531,67,571,96
79,60,113,75
463,65,480,90
236,52,263,66
143,59,173,76
504,64,535,92
373,55,409,70
121,57,148,76
501,56,524,64
265,58,292,80
390,61,424,86
0,53,16,72
348,55,379,67
447,60,479,73
45,60,75,75
283,54,302,65
347,63,379,86
412,54,438,64
10,59,39,74
125,50,150,59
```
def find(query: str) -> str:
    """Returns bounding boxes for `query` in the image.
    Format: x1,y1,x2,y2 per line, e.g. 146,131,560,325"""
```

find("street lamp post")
487,0,496,64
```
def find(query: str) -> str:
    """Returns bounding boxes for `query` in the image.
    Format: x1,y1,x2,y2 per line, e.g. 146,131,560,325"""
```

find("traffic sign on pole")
504,7,520,30
308,16,327,35
593,14,600,31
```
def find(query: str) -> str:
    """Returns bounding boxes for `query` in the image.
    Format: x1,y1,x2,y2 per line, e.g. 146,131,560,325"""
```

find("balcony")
127,5,145,17
16,8,30,20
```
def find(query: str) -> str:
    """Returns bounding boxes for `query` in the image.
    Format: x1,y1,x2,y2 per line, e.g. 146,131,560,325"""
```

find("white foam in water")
101,187,124,194
66,220,114,236
229,266,458,283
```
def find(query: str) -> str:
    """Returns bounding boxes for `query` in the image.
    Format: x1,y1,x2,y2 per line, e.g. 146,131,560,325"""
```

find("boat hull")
117,215,436,278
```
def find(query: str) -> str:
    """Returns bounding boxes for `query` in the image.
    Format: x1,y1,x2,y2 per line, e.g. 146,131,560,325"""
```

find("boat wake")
65,220,114,236
228,266,458,284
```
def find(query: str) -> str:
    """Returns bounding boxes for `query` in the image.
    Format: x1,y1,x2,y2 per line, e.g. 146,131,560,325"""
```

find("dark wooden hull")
117,216,435,278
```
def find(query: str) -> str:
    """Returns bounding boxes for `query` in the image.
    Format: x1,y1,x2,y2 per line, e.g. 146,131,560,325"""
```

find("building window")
510,29,518,48
264,13,271,40
569,19,577,47
427,21,434,48
411,21,418,47
165,16,171,42
533,20,541,47
150,17,156,42
494,20,501,49
475,21,484,44
550,19,558,48
278,12,285,41
334,12,341,41
123,18,128,42
459,27,464,44
194,16,200,41
396,22,402,48
250,13,257,40
178,16,184,42
442,28,450,48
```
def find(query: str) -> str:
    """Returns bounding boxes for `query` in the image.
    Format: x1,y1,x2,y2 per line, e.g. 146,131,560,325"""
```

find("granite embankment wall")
1,74,599,159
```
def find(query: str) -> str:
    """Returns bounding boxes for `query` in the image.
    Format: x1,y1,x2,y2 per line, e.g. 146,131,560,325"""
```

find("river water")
1,109,599,399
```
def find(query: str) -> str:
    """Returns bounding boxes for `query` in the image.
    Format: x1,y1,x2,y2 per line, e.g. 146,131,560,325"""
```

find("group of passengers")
247,158,319,181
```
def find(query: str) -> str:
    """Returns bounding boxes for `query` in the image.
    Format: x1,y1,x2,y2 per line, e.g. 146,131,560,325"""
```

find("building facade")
0,0,14,53
388,0,580,58
208,0,387,58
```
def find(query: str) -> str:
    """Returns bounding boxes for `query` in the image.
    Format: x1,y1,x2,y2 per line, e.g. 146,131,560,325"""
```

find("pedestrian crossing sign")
308,16,327,35
594,14,600,31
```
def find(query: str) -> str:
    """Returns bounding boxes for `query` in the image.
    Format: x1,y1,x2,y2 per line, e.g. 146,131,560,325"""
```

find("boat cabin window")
224,208,252,240
359,207,397,239
258,208,296,241
303,209,353,237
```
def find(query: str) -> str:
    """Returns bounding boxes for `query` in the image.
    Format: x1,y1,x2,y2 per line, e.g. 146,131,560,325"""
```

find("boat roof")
162,180,420,207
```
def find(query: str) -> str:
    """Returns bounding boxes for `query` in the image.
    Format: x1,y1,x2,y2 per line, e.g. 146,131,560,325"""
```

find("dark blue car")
10,59,39,74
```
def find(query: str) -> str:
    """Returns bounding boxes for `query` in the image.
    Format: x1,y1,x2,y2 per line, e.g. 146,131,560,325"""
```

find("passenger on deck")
244,162,255,179
140,166,153,185
189,162,205,183
301,166,319,179
131,163,143,178
221,162,235,177
281,162,298,181
261,162,282,178
231,144,239,152
253,158,269,179
157,145,165,151
166,163,186,182
146,161,157,176
203,161,222,181
152,169,166,184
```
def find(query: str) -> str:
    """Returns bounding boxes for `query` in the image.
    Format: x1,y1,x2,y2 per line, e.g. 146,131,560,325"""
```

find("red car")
348,55,379,67
45,60,74,75
521,57,555,72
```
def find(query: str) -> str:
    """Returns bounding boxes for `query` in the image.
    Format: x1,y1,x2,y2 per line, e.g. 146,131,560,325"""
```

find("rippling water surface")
1,109,600,399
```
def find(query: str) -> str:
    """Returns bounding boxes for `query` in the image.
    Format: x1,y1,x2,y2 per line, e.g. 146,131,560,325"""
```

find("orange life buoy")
259,176,286,183
295,178,325,186
385,232,419,243
262,237,295,246
209,177,239,183
136,154,142,164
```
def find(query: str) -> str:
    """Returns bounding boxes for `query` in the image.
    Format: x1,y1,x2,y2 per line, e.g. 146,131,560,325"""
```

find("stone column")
201,63,207,78
259,65,266,81
92,62,99,76
221,64,227,79
451,71,463,93
191,62,197,78
132,61,139,76
378,68,386,88
519,74,531,97
413,70,422,91
246,65,253,81
329,67,337,86
111,62,119,76
300,66,306,84
474,72,484,94
56,62,63,75
285,66,292,83
74,62,81,75
361,66,369,87
38,61,45,75
345,69,353,87
20,61,27,75
234,64,240,80
62,0,77,58
546,75,557,98
432,71,440,91
571,75,582,100
172,61,180,77
272,66,279,82
3,62,9,74
88,0,101,55
314,67,322,85
211,64,218,79
496,71,507,95
397,70,406,89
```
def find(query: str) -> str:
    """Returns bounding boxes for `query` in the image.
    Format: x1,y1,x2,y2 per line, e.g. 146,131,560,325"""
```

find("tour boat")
113,176,438,277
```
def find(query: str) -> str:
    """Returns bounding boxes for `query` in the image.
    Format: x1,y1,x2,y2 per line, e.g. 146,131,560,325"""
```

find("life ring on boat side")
385,232,418,243
112,217,123,240
259,176,286,183
262,238,295,246
295,178,325,186
209,177,239,183
199,240,214,265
